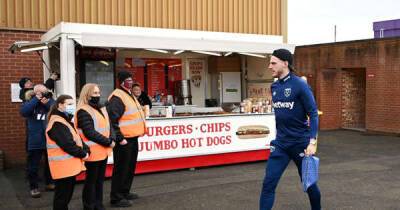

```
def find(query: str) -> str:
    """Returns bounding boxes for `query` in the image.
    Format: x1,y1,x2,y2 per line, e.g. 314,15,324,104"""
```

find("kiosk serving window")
78,48,115,103
84,60,114,103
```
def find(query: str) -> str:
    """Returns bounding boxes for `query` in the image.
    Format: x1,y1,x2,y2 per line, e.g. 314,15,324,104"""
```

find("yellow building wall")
0,0,287,41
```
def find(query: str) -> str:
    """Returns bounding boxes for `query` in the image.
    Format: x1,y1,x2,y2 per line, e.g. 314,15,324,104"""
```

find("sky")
288,0,400,45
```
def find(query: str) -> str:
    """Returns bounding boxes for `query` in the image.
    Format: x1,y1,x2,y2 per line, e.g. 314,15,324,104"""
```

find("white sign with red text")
134,114,276,161
188,59,206,106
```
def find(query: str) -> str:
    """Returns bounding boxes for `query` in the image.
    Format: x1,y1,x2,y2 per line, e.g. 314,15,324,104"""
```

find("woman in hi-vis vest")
46,95,89,210
75,84,115,210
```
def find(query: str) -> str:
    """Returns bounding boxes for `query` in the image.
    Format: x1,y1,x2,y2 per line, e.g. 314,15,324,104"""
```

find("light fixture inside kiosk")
224,52,233,56
173,50,185,55
145,49,169,54
100,60,109,66
191,50,222,57
238,52,266,58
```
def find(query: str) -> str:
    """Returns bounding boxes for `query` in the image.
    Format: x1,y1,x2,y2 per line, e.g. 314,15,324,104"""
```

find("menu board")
147,61,166,97
117,57,182,98
144,58,182,97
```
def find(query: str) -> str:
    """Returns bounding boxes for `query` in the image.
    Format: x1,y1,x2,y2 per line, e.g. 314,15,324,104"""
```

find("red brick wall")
318,69,342,129
0,30,44,167
367,40,400,133
295,38,400,134
341,69,366,129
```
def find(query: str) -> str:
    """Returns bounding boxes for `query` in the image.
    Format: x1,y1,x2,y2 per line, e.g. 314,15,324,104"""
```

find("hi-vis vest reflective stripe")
46,115,86,180
75,105,111,162
108,89,146,138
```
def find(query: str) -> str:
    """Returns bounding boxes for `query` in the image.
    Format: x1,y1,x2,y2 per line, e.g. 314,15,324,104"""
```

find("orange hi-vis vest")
75,104,112,162
46,115,86,180
108,89,146,138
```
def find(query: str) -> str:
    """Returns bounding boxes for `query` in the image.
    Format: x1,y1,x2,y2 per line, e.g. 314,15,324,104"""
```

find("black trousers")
27,149,53,189
110,137,139,202
53,176,76,210
82,158,107,210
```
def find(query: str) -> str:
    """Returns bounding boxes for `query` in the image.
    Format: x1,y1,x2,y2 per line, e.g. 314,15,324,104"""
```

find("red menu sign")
144,58,182,97
147,60,166,97
118,58,182,97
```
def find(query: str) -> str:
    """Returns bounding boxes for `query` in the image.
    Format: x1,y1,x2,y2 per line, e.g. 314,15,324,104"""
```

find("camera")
42,91,53,99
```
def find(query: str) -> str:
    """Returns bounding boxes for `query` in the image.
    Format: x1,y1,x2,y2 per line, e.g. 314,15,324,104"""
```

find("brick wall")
0,30,44,167
341,69,366,129
319,69,342,129
295,38,400,134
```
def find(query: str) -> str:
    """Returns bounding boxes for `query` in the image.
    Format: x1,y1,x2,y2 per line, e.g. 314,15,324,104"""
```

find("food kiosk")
11,22,295,177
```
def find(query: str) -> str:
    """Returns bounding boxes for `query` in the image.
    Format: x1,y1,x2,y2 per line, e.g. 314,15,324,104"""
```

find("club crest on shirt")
273,91,276,96
284,88,291,97
270,146,275,153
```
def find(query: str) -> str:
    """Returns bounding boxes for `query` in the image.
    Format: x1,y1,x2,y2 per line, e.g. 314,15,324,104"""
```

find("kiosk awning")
78,32,292,55
41,22,295,55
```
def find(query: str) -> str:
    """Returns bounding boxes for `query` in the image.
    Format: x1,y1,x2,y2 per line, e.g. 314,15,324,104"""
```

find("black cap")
117,71,132,84
19,77,31,88
272,49,294,71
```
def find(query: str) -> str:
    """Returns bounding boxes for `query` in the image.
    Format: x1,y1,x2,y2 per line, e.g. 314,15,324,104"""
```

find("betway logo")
273,101,295,110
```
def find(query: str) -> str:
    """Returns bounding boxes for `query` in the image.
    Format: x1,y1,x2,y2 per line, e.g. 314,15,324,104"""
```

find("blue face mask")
65,104,76,115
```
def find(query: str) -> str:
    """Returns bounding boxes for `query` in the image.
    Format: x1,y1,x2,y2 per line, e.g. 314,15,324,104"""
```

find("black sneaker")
30,189,41,198
110,199,132,208
125,192,139,200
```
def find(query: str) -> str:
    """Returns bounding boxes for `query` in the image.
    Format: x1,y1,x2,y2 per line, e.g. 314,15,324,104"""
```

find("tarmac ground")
1,130,400,210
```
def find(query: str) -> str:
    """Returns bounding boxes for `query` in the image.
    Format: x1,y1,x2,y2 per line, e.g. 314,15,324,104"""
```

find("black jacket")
44,78,55,91
76,103,115,147
107,88,138,143
137,91,152,109
47,110,89,158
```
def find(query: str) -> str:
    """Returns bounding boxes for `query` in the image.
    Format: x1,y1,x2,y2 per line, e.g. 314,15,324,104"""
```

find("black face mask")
89,96,101,106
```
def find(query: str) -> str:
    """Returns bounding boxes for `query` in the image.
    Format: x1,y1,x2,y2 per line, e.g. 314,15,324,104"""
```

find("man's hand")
119,139,128,145
82,153,89,161
304,138,317,156
304,144,317,156
110,141,116,148
40,97,49,104
35,94,42,100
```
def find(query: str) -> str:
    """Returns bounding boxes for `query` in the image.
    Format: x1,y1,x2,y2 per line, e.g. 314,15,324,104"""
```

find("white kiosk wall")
188,59,206,107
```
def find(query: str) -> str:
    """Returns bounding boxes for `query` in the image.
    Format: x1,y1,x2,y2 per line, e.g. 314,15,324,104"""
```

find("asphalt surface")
1,130,400,210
